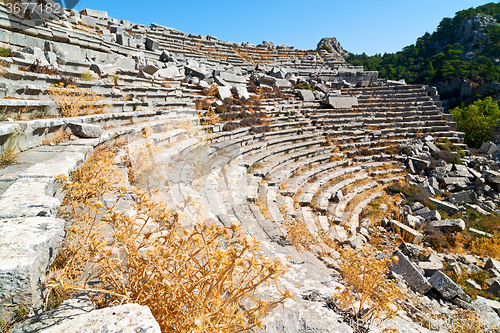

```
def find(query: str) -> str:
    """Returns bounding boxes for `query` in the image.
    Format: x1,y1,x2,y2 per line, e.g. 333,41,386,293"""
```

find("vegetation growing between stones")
18,60,57,76
329,246,401,331
0,131,20,166
47,83,105,117
48,147,290,332
0,47,10,57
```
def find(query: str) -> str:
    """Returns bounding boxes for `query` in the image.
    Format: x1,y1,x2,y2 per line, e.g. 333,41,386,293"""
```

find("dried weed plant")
41,128,70,146
47,83,105,117
122,141,163,193
49,147,291,332
330,246,401,332
282,213,315,252
469,235,500,260
0,131,21,166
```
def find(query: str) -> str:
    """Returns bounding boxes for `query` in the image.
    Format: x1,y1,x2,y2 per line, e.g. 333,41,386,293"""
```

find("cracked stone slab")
18,151,87,178
0,217,65,318
0,178,60,219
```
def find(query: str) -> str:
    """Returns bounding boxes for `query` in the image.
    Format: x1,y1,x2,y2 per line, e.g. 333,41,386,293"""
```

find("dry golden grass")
256,195,272,220
0,131,21,166
122,141,163,193
332,246,401,330
342,177,376,195
50,147,290,333
202,84,218,97
47,83,105,117
42,128,70,146
282,215,315,253
469,235,500,259
360,192,399,227
342,185,384,227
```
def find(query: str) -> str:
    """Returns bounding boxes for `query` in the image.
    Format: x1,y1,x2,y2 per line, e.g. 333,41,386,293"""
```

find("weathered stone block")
0,217,65,319
418,261,443,277
429,198,460,216
141,64,159,75
430,219,465,232
297,89,315,101
450,190,477,204
80,8,108,18
485,258,500,271
480,141,500,155
398,242,422,258
485,170,500,184
487,281,500,298
325,95,358,109
0,179,60,219
390,251,432,294
68,123,102,139
388,220,423,244
231,87,250,100
145,37,159,51
428,271,471,302
417,209,441,221
430,167,447,180
156,67,180,79
217,86,232,100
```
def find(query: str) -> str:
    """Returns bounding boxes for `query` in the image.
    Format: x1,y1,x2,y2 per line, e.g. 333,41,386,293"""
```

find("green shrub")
0,47,10,57
451,97,500,147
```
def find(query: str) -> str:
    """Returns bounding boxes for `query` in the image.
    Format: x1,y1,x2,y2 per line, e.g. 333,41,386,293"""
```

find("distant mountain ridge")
338,2,500,109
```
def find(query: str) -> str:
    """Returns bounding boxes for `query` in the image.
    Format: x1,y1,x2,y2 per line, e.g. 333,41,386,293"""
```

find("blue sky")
75,0,495,55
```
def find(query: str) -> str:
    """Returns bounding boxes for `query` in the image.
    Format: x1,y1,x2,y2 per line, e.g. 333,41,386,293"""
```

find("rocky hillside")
343,2,500,109
316,37,349,61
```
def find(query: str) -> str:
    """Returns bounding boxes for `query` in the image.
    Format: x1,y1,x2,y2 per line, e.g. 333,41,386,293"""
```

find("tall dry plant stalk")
331,246,400,331
47,83,105,117
122,142,163,193
49,147,290,332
